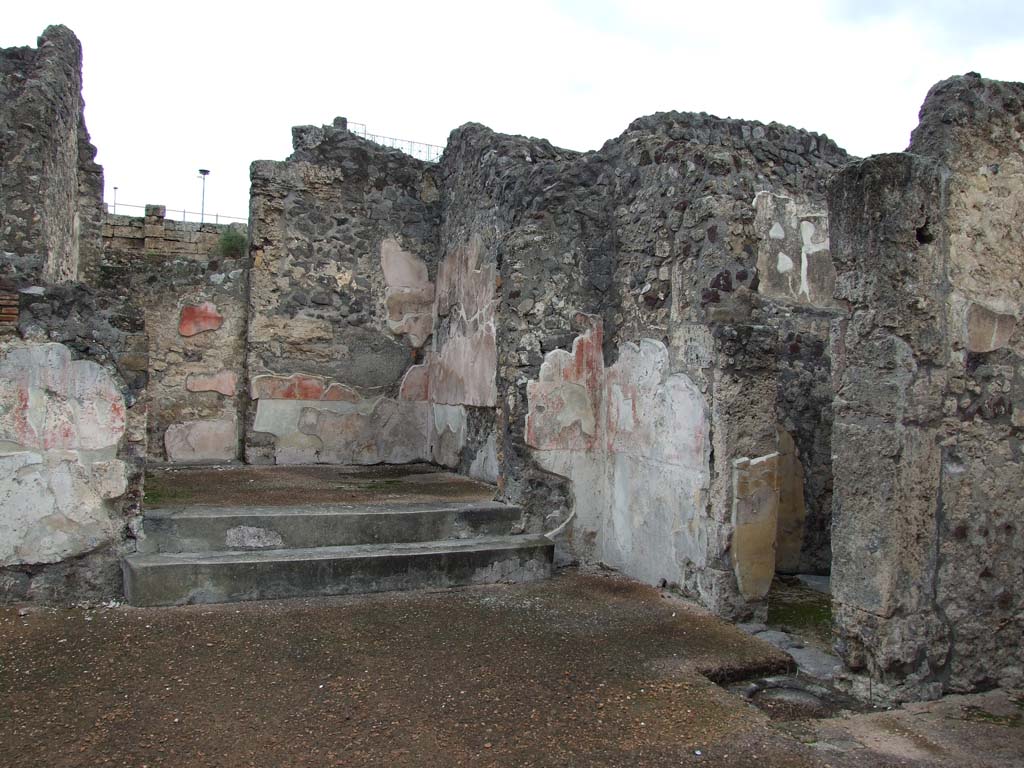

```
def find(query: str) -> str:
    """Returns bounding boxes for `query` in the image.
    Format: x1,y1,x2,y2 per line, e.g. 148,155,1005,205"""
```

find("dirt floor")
144,464,496,508
2,570,1021,768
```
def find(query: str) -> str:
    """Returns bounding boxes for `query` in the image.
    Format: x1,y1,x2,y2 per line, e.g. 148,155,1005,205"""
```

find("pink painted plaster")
428,238,498,407
186,370,238,396
178,302,224,336
250,373,359,402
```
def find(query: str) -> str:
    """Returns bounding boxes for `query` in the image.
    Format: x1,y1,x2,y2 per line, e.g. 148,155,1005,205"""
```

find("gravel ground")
2,570,1019,767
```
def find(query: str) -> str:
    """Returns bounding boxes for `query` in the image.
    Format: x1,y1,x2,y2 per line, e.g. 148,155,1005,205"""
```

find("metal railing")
105,202,248,225
347,121,445,163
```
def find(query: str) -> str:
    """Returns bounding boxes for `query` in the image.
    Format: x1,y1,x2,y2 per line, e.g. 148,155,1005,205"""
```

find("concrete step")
141,501,526,553
123,535,554,607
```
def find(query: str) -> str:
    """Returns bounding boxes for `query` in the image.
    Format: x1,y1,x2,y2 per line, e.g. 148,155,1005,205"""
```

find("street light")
198,169,210,223
112,186,118,215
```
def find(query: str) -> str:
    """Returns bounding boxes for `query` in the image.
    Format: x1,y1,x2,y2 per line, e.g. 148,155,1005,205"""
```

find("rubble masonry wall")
0,27,144,603
101,206,248,462
829,74,1024,701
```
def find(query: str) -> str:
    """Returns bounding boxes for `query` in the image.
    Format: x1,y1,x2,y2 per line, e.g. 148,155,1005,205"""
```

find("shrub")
216,227,247,259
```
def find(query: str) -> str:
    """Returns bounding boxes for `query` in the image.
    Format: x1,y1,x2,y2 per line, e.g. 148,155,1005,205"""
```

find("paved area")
741,576,843,680
801,690,1024,766
144,463,496,509
2,571,1021,767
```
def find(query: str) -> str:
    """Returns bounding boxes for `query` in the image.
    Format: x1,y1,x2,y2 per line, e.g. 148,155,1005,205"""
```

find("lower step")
122,535,553,607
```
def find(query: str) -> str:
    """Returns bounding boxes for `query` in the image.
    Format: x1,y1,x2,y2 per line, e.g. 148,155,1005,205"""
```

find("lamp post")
112,186,118,215
198,169,210,223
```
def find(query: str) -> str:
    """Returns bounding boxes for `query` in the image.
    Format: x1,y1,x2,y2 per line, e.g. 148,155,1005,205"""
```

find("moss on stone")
767,580,832,646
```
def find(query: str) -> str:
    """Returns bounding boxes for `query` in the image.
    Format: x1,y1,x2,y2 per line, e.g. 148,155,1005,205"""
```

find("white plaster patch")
531,448,609,565
526,319,603,453
309,400,431,466
380,238,429,288
165,418,237,462
225,526,284,549
965,301,1017,353
90,460,129,499
68,359,126,451
800,220,829,254
554,382,597,436
429,237,499,407
252,398,372,438
0,343,125,453
381,239,435,349
526,320,711,589
754,193,835,308
799,219,829,300
431,403,467,467
468,431,499,484
273,432,322,465
0,451,116,566
610,386,635,432
0,342,128,566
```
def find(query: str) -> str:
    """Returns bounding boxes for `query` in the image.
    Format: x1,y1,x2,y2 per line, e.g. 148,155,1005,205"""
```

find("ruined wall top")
0,25,102,288
606,111,852,203
287,117,432,177
443,122,579,167
440,111,851,186
910,72,1024,165
0,25,82,85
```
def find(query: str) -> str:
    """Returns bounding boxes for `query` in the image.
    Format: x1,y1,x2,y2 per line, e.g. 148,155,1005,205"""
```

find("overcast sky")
5,1,1022,222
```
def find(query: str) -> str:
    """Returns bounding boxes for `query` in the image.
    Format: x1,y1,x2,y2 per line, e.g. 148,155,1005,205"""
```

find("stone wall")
425,114,848,616
829,74,1024,701
601,113,847,596
431,126,585,488
0,272,147,604
0,28,144,603
0,25,103,288
104,206,232,261
0,289,146,602
216,109,850,622
102,206,248,462
244,119,440,465
244,112,850,616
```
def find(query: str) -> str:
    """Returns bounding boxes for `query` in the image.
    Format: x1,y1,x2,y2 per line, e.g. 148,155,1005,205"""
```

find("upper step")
141,501,527,553
143,463,497,510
